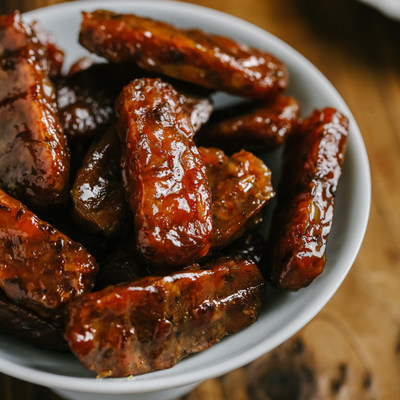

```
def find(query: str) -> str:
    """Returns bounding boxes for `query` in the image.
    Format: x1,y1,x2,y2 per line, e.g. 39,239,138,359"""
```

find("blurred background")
0,0,399,399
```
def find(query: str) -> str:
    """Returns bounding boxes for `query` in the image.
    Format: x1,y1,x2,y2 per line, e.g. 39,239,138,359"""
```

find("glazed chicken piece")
199,96,300,152
0,11,70,207
57,62,213,143
0,189,98,320
0,290,67,350
56,63,138,143
70,125,131,236
265,108,349,290
71,80,212,237
199,147,275,248
116,78,213,269
94,238,148,290
65,257,264,377
79,10,287,100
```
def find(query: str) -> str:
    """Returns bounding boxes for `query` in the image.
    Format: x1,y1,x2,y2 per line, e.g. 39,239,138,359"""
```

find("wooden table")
1,0,399,399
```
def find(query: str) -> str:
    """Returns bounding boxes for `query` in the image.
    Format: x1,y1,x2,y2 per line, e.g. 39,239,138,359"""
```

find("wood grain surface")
0,0,399,399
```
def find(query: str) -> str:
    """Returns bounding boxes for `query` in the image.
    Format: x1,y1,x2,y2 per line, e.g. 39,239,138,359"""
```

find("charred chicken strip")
0,11,70,207
265,108,349,290
199,147,275,248
116,78,212,269
0,189,98,320
199,96,300,152
65,257,264,377
79,10,287,100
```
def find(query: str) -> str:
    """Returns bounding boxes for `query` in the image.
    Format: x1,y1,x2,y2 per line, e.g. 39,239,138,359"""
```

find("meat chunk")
0,290,67,350
56,62,212,142
0,189,98,320
199,96,300,152
116,78,213,269
71,125,131,236
265,108,349,290
199,147,275,248
0,11,69,207
56,63,138,143
220,231,266,265
64,257,264,377
79,10,287,100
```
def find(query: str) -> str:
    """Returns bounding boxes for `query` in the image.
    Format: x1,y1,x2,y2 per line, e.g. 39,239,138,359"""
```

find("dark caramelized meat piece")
56,63,138,142
56,62,212,142
173,81,213,132
199,147,275,248
31,20,64,78
199,96,300,152
71,125,131,236
116,78,212,269
79,10,287,100
0,290,67,350
0,11,70,207
67,56,94,75
71,81,211,237
65,257,264,377
265,108,349,290
0,189,98,320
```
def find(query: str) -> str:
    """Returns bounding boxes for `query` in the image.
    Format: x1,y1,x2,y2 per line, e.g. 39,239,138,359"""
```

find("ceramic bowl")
0,1,371,399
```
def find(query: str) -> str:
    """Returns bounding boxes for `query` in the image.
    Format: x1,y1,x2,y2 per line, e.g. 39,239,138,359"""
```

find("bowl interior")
0,0,370,394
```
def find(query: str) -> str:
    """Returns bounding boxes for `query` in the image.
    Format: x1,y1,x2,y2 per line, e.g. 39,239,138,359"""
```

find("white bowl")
0,1,371,399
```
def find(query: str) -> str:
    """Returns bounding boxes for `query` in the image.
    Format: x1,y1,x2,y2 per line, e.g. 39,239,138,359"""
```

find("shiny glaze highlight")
266,108,349,290
64,257,264,377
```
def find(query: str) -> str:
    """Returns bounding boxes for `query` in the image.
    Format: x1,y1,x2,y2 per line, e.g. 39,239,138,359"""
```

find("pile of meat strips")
0,10,349,377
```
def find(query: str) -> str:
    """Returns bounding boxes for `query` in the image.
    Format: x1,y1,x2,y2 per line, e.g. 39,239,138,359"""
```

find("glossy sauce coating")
0,189,98,320
0,11,70,207
199,147,275,248
56,63,138,142
116,78,213,269
64,257,264,377
70,81,212,237
56,62,213,142
79,10,287,100
71,125,131,236
266,108,349,290
0,290,67,350
199,96,300,152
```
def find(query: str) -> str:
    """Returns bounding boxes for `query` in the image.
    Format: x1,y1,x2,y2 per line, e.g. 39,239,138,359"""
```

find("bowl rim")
0,0,371,394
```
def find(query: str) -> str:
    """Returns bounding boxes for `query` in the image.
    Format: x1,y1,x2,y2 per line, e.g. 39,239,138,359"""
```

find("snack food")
199,147,275,248
265,108,349,290
116,78,213,269
0,7,350,378
79,10,288,99
0,189,98,320
65,258,264,377
198,96,300,152
0,11,70,207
